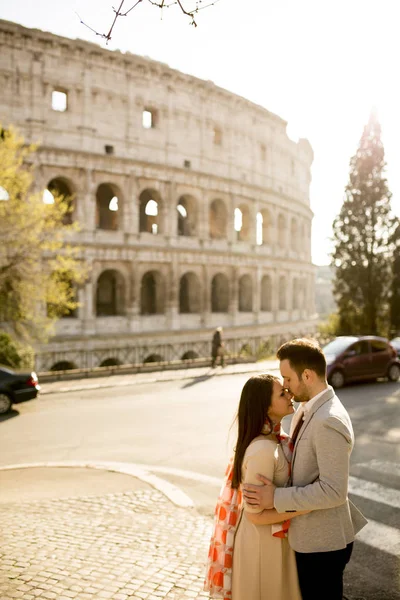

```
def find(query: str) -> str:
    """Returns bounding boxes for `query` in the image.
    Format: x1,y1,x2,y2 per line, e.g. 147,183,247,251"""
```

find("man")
211,327,225,368
243,338,367,600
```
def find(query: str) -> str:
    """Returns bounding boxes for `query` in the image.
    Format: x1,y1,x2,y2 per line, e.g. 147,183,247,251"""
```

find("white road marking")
356,519,400,557
353,459,400,478
348,476,400,509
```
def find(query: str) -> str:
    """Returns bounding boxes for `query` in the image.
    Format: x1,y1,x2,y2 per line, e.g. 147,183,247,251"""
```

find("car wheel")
0,393,12,415
330,370,345,389
387,363,400,382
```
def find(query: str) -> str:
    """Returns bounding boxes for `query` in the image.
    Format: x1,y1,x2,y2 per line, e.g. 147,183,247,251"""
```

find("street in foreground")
0,371,399,600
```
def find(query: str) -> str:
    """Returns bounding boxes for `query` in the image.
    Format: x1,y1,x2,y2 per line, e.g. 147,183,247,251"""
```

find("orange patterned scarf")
204,424,293,599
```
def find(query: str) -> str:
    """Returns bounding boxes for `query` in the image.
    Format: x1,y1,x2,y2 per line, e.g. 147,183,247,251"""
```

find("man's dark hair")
277,338,326,379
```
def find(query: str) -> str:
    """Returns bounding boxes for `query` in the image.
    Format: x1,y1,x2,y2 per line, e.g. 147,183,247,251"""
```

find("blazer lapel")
291,387,335,468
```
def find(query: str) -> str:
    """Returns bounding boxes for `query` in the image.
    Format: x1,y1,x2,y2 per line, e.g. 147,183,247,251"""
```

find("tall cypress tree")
390,220,400,337
332,110,396,336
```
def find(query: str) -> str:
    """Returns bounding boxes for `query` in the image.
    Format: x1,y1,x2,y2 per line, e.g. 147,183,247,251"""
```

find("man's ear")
302,369,312,382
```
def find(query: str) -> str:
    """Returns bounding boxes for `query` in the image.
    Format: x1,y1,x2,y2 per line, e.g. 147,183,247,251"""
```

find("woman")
205,373,308,600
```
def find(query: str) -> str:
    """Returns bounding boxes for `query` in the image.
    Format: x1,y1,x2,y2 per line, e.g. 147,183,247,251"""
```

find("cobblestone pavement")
0,488,212,600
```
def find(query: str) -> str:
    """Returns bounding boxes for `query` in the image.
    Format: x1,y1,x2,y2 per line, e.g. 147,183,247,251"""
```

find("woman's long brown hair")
231,374,276,489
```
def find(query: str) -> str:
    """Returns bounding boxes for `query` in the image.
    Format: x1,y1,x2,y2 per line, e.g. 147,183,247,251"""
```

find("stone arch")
140,270,165,315
211,273,229,312
257,209,271,245
279,276,287,310
99,357,122,367
96,183,120,230
238,274,253,312
177,195,197,237
144,353,164,363
96,269,126,316
50,360,78,371
261,275,272,311
44,177,75,225
139,189,162,234
235,204,251,241
179,272,201,313
181,351,199,360
209,199,228,239
291,217,299,251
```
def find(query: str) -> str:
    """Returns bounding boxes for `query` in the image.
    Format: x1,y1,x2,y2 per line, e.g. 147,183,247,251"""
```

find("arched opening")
44,178,74,225
235,204,250,241
96,270,126,316
99,358,122,367
144,354,164,363
279,276,287,310
209,199,227,239
179,272,201,313
50,361,78,372
257,209,271,245
140,270,165,315
96,183,120,230
181,351,199,361
0,186,10,201
261,275,272,311
211,274,229,312
238,274,253,312
177,195,197,237
139,189,162,234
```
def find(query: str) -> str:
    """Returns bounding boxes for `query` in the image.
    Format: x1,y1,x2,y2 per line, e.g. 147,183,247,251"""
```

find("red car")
323,336,400,389
0,366,40,414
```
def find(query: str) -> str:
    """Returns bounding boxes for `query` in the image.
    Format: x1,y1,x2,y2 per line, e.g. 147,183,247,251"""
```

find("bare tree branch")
78,0,222,43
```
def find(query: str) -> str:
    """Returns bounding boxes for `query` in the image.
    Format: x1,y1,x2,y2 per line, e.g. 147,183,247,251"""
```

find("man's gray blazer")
274,386,367,553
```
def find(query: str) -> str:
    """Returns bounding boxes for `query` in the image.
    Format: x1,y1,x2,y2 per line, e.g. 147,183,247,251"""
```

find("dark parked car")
0,366,40,414
322,336,400,389
390,337,400,358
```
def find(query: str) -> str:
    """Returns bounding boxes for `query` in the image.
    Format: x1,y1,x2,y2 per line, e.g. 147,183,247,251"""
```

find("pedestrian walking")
211,327,225,368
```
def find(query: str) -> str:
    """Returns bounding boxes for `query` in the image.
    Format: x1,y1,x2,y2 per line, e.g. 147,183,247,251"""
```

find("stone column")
254,266,261,323
201,264,211,327
198,191,209,242
82,169,97,233
82,260,96,336
166,255,179,329
229,266,238,326
128,257,141,332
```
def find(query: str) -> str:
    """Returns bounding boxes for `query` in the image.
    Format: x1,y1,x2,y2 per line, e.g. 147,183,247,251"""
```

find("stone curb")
40,363,280,395
0,461,195,508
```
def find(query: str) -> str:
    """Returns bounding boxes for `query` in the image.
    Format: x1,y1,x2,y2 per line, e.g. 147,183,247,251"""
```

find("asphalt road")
1,373,399,600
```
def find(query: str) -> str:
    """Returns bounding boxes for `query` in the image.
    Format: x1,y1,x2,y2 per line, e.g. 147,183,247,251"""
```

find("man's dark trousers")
295,542,353,600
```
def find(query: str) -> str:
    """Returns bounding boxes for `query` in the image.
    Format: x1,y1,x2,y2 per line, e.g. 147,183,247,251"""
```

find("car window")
371,340,389,353
349,341,370,355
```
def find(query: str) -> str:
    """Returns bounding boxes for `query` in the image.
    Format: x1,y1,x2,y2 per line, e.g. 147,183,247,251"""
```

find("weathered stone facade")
0,19,316,371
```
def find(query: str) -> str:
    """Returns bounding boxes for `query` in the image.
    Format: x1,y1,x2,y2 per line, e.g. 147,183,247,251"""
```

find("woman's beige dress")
232,435,302,600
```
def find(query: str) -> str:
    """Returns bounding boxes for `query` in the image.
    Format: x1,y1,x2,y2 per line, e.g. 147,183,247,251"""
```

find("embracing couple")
205,338,367,600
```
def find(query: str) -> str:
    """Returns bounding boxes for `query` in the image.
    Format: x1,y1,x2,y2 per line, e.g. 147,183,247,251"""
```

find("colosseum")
0,19,316,372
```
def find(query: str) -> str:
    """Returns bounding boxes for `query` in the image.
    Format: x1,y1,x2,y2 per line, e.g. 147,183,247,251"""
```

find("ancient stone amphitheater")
0,19,316,371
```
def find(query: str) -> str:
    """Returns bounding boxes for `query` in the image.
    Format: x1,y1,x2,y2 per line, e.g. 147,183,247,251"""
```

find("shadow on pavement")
181,374,215,388
0,408,19,423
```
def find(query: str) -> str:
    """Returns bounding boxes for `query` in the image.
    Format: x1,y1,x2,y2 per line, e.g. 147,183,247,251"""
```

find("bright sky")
1,0,399,265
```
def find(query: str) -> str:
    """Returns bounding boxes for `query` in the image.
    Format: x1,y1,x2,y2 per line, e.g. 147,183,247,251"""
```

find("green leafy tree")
0,332,34,369
332,111,396,336
0,125,87,343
